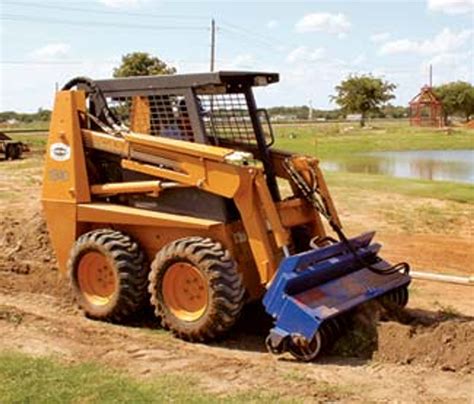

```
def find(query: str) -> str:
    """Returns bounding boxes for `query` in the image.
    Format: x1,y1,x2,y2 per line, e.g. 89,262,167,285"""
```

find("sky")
0,0,473,112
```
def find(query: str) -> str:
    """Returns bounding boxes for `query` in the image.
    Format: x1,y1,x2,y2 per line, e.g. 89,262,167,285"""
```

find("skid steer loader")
42,71,410,361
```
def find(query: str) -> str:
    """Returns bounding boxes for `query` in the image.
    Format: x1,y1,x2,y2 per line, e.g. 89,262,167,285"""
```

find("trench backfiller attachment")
42,71,410,360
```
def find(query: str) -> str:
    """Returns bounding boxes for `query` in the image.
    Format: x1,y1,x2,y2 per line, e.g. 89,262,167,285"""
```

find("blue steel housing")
263,232,411,348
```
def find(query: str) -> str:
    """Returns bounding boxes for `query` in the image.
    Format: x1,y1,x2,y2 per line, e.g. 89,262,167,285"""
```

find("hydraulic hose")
61,76,122,131
284,158,410,276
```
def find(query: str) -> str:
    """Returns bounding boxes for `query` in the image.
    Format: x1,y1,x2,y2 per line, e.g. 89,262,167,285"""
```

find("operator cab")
88,72,280,199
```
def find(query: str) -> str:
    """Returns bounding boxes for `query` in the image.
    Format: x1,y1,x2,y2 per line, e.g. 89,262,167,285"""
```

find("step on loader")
42,71,410,361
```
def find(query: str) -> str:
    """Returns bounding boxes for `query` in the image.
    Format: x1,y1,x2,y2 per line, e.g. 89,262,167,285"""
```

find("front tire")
148,237,245,342
68,229,148,322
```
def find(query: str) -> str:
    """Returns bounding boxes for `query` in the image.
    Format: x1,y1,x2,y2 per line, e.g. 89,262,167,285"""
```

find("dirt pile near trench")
0,213,55,274
376,317,474,373
0,213,68,297
334,302,474,373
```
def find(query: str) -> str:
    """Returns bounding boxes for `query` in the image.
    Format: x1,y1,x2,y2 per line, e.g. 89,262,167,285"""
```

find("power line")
3,1,209,21
0,59,218,66
219,26,280,52
1,14,208,31
220,20,285,49
1,61,94,65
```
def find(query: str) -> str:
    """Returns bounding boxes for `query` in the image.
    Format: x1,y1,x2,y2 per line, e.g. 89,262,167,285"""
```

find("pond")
320,150,474,184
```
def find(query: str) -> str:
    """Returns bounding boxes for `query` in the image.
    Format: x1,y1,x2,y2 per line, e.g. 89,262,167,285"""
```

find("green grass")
7,133,48,148
1,121,49,130
0,352,286,404
325,171,474,203
274,122,473,158
3,120,473,204
272,121,474,203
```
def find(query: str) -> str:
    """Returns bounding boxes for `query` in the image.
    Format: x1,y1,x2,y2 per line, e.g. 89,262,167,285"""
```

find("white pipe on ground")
410,270,474,286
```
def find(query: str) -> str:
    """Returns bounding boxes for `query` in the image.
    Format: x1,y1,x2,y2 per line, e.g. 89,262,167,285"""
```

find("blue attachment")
263,232,411,344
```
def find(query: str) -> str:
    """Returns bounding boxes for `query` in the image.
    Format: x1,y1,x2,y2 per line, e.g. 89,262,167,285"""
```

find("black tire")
148,237,245,342
5,144,12,160
68,229,148,322
10,144,21,160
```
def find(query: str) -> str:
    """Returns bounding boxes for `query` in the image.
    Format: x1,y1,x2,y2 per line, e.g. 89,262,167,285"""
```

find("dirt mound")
0,213,55,274
466,120,474,129
331,302,474,373
376,318,474,372
0,213,68,298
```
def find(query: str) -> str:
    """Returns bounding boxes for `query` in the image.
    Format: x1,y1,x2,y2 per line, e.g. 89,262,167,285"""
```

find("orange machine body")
42,89,338,300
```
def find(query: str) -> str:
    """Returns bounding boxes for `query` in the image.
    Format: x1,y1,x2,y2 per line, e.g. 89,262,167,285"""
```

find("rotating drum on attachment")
263,232,411,360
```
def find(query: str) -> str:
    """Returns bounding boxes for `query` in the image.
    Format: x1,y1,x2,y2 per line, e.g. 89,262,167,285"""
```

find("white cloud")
380,28,473,55
428,50,473,66
266,20,278,29
295,13,351,36
380,39,420,54
99,0,147,8
427,0,474,15
286,46,326,63
218,54,256,70
352,53,367,66
30,43,71,59
421,50,474,85
370,32,391,43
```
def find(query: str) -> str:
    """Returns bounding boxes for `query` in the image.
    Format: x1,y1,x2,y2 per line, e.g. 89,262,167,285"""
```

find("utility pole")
308,100,313,121
210,18,216,72
429,64,433,87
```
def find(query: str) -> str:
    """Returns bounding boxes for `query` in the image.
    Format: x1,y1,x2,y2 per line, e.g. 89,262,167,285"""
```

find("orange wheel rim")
162,262,208,322
77,251,117,306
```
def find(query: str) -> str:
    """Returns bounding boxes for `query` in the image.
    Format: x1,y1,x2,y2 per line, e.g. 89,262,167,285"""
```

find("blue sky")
1,0,473,112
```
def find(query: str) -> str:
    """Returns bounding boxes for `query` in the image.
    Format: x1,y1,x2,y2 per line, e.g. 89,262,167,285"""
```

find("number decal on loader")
48,168,69,182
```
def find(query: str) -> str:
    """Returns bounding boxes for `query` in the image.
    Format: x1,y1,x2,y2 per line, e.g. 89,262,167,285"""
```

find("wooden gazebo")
409,85,444,127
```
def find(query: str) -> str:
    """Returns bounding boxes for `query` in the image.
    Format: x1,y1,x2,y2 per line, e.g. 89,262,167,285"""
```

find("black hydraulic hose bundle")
283,158,410,276
61,77,122,132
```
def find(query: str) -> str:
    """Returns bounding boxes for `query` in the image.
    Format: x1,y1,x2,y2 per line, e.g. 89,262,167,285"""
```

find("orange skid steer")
42,72,410,360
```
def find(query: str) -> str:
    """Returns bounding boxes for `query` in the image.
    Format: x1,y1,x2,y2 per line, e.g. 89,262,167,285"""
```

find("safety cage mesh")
103,92,257,145
199,94,256,145
106,94,195,142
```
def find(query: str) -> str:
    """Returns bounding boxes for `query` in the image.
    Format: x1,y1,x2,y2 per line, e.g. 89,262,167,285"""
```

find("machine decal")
48,168,69,182
50,142,71,162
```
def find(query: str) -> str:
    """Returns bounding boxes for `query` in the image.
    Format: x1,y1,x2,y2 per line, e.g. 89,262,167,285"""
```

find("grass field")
6,120,473,203
0,352,284,403
273,121,473,157
272,121,473,203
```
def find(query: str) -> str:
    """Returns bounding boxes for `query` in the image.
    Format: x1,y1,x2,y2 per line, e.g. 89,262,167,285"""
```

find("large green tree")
434,81,474,122
331,75,396,126
113,52,176,77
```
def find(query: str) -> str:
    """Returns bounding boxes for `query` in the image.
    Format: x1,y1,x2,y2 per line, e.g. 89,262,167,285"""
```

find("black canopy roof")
93,71,279,96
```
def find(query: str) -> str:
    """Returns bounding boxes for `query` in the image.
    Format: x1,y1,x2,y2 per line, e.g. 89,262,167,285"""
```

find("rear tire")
148,237,245,342
68,229,148,322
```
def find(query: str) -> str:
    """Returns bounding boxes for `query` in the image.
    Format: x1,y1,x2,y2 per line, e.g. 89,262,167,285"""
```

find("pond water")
320,150,474,184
